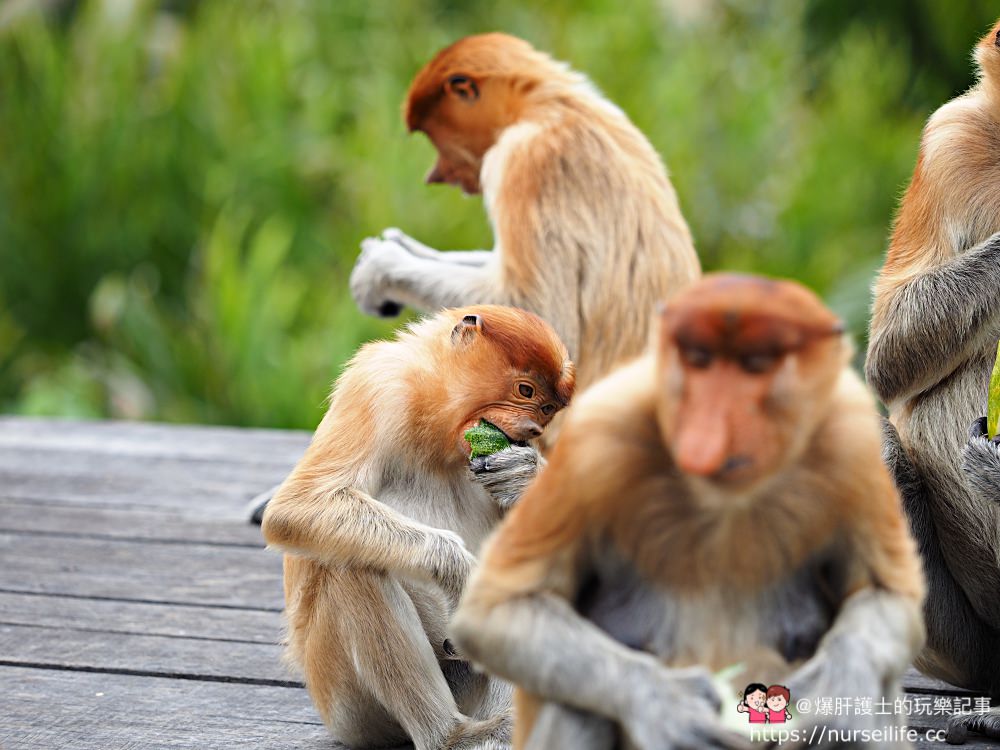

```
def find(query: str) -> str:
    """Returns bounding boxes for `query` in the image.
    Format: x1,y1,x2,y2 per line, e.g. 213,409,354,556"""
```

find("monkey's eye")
681,347,713,369
739,353,778,374
518,383,535,398
541,403,556,416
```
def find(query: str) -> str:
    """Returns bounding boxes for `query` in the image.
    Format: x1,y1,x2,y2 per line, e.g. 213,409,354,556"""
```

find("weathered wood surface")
0,416,992,749
0,417,332,750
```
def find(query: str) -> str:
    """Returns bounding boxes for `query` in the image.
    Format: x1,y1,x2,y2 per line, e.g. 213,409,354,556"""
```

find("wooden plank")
0,591,282,643
0,498,265,546
0,416,310,465
0,665,336,750
0,622,294,685
0,532,286,609
902,666,980,696
0,447,288,514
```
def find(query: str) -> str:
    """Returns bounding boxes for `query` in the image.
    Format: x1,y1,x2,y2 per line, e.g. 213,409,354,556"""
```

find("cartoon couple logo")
737,683,792,724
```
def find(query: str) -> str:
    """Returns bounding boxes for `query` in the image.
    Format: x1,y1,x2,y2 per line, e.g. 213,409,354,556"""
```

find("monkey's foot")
962,418,1000,500
946,706,1000,744
246,483,280,525
444,712,511,750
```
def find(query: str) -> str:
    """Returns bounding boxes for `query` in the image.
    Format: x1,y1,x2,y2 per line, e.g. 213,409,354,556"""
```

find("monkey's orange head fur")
407,304,574,465
404,34,563,194
975,19,1000,83
655,274,846,488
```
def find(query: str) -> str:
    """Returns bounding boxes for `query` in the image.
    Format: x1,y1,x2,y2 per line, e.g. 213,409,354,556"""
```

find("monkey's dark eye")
740,353,777,374
518,383,535,398
681,347,713,369
541,403,556,416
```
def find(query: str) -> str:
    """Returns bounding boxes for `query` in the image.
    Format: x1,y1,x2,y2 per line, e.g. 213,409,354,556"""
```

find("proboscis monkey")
455,275,925,750
262,305,574,750
866,18,1000,743
350,33,699,439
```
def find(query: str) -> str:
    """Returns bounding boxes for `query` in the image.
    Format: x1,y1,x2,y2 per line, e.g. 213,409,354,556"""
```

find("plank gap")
0,588,283,613
0,660,304,688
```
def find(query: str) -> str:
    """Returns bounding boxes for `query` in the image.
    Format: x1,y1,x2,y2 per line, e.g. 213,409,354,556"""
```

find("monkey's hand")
350,236,410,317
962,417,1000,501
778,649,883,748
470,446,542,512
421,528,478,607
622,664,750,750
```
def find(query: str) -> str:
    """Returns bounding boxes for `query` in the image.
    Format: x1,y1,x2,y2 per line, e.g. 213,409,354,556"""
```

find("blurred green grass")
0,0,995,428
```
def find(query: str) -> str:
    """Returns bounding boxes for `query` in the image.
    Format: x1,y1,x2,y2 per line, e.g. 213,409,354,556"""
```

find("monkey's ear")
446,74,480,103
452,313,483,346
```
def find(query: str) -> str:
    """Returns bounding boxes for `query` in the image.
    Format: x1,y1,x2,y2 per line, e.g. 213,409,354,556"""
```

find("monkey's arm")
262,481,475,601
788,449,924,723
350,234,499,317
380,228,492,266
865,232,1000,406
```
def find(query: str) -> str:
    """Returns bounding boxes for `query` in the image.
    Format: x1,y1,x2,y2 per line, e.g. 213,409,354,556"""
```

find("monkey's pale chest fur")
578,545,843,679
376,469,500,553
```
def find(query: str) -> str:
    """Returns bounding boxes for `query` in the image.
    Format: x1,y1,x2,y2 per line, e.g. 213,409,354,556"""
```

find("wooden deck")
0,416,993,749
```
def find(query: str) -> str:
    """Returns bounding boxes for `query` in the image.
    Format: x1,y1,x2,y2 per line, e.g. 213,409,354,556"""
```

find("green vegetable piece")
989,340,1000,439
465,420,511,459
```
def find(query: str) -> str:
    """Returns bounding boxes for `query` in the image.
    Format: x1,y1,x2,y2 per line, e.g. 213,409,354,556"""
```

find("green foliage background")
0,0,996,428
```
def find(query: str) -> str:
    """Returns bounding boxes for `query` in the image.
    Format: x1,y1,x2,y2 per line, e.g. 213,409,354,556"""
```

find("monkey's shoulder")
919,93,1000,184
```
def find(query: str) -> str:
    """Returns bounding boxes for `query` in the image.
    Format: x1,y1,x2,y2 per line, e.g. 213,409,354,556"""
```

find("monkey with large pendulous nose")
454,275,925,750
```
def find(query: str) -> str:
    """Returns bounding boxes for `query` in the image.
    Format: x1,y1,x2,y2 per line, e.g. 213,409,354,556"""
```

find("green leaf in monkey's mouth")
465,420,513,459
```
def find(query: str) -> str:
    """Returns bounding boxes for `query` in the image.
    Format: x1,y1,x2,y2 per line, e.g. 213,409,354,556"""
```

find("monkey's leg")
523,702,617,750
882,420,1000,692
307,571,497,750
380,228,493,267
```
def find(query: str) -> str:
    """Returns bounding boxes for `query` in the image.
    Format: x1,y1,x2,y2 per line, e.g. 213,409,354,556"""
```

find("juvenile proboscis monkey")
866,19,1000,743
262,305,574,750
454,275,926,750
351,33,699,419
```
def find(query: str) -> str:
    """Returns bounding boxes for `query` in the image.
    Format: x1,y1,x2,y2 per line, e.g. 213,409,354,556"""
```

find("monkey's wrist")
420,530,474,597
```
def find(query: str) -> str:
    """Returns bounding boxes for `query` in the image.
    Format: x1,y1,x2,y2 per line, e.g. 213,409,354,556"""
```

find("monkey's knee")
523,702,617,750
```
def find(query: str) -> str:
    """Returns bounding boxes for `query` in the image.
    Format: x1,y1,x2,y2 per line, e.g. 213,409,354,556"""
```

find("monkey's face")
421,120,485,195
463,372,565,450
412,76,516,196
441,307,574,459
975,19,1000,75
655,275,844,489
